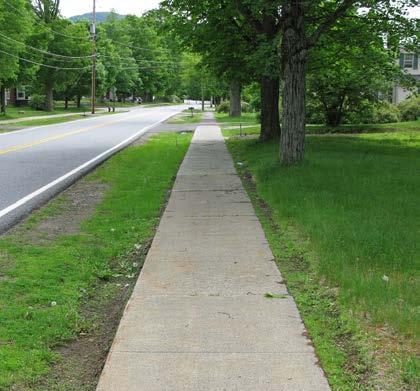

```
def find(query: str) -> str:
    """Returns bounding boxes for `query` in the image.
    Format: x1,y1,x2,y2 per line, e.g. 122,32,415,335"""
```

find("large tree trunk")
280,4,307,165
0,84,6,115
45,80,54,111
64,96,69,110
260,76,281,140
76,95,81,108
229,79,241,117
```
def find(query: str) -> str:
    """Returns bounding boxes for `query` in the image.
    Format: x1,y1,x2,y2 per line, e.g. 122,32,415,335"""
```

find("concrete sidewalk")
97,125,330,390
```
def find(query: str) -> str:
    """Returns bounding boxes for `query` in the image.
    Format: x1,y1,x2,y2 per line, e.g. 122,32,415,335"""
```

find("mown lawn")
0,132,191,390
216,112,420,137
0,106,90,121
226,130,419,388
167,109,204,124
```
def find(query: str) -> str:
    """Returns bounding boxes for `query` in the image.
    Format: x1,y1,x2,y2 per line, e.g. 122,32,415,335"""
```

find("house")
392,51,419,104
6,86,29,107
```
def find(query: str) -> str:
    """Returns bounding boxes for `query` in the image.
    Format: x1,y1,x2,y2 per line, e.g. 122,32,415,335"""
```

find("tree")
306,16,402,126
237,0,418,164
100,14,138,101
163,0,254,117
0,0,32,114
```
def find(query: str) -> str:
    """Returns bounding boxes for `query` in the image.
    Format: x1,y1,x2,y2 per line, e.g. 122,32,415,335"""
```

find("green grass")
307,120,420,134
219,115,420,137
226,131,419,388
215,112,259,125
0,106,91,121
0,112,118,131
0,132,192,390
167,109,204,124
11,112,116,127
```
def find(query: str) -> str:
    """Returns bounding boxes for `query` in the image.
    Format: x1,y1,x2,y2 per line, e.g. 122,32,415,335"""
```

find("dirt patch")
31,241,152,391
7,181,109,245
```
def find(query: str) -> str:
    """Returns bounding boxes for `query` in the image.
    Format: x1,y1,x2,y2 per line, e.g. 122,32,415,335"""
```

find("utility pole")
201,84,205,112
91,0,97,114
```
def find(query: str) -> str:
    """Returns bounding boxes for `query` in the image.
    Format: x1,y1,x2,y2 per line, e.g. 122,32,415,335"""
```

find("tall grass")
227,131,419,337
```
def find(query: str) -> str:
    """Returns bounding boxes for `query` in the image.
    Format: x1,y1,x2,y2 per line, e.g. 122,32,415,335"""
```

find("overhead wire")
1,0,92,41
0,47,93,70
0,32,94,61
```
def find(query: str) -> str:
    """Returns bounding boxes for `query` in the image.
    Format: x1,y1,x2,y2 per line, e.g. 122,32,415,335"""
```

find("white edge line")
0,110,181,220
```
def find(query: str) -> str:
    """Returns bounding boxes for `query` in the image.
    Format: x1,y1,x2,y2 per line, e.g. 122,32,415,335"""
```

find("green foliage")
373,101,401,123
398,95,420,121
216,101,253,114
216,101,230,114
241,101,253,113
29,93,46,110
0,0,32,83
345,100,401,124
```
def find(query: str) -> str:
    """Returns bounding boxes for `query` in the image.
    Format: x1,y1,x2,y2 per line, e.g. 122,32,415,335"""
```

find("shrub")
398,95,420,121
29,94,46,110
241,101,253,113
216,101,254,114
345,100,400,124
216,100,230,113
373,101,401,123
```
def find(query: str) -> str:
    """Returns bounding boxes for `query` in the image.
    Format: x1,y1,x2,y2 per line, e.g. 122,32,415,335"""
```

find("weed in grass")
264,293,288,299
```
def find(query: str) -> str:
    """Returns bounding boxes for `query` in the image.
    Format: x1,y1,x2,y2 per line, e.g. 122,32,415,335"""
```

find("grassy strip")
0,112,117,129
0,106,91,120
216,112,419,137
214,112,258,124
167,109,204,124
225,132,419,390
0,132,192,390
307,120,420,134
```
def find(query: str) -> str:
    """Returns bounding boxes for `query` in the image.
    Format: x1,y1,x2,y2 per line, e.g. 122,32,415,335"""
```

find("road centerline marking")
0,111,151,156
0,109,182,222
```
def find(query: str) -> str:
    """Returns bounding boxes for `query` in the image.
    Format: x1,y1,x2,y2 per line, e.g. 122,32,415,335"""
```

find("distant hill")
69,12,125,23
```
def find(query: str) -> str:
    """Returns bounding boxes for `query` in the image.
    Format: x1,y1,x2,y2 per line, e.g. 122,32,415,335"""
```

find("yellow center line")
0,112,149,156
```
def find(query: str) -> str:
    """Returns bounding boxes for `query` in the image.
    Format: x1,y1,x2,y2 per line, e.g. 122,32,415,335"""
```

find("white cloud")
60,0,162,17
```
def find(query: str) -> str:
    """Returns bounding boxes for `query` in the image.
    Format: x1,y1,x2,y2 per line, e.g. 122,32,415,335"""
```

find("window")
404,53,414,68
16,87,26,100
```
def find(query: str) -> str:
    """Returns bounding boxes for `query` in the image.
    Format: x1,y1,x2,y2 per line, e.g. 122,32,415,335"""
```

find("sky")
60,1,419,18
60,0,162,17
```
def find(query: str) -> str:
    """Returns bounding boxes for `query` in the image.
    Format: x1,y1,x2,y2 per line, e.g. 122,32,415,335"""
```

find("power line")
0,33,94,60
2,0,181,56
0,47,93,70
1,0,92,41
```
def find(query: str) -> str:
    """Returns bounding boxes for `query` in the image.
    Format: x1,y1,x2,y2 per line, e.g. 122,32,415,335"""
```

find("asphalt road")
0,104,188,233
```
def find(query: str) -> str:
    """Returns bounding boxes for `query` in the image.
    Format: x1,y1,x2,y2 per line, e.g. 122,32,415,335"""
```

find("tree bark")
0,84,6,115
280,4,307,165
64,97,69,110
45,80,54,111
324,96,345,126
326,107,343,127
229,79,241,117
260,76,281,140
76,95,81,108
